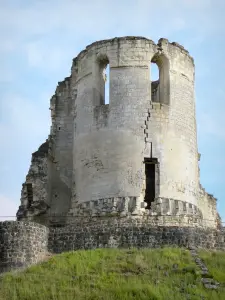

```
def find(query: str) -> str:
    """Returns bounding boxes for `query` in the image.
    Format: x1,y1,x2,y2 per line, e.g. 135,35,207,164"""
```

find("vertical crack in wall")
144,107,151,150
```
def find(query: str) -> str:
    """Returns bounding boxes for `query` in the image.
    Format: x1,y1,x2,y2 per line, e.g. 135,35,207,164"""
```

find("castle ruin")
0,37,223,274
17,36,218,227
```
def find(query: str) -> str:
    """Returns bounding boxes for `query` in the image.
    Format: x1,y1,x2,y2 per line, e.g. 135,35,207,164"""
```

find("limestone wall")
47,77,74,224
72,38,153,212
17,140,50,222
145,39,198,205
70,36,199,216
198,185,218,228
0,221,49,273
16,36,219,226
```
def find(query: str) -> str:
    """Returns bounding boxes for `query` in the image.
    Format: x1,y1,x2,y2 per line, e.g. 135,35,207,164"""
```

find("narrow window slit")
97,54,110,105
104,64,110,104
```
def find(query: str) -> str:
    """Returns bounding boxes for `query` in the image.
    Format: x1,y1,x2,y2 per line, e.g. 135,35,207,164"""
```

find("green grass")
198,250,225,284
0,247,225,300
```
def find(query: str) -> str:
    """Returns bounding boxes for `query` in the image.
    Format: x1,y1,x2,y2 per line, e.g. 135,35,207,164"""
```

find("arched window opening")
96,55,110,105
150,62,159,81
104,64,110,104
150,54,170,105
150,62,160,103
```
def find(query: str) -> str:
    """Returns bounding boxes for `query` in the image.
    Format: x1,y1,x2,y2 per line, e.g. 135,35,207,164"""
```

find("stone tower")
17,36,218,228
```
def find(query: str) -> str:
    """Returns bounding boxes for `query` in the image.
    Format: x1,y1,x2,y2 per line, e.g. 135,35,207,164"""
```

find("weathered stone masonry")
0,221,49,273
16,36,218,225
0,36,223,274
1,220,225,274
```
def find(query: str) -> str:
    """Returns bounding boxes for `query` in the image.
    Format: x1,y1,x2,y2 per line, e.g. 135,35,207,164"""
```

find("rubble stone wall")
49,221,225,254
198,185,218,228
0,221,49,273
17,141,50,222
1,220,224,274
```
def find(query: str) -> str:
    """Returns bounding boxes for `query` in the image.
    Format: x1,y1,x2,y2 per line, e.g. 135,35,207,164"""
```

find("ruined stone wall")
16,36,220,227
71,38,153,215
1,220,224,274
198,185,218,228
17,76,75,225
47,77,74,225
49,221,225,254
17,140,50,222
146,39,198,206
70,37,199,217
0,221,49,273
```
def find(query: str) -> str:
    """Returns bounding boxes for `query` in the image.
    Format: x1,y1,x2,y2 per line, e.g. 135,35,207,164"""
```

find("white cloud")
0,0,224,220
0,195,17,221
0,93,50,137
0,93,51,181
25,40,75,72
0,0,223,52
0,92,52,218
0,69,15,83
0,0,223,85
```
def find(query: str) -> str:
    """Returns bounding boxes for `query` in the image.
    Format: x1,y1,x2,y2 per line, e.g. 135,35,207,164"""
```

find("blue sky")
0,0,224,222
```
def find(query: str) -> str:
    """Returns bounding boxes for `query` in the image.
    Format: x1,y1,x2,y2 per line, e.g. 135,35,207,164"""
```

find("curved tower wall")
15,36,220,230
0,221,48,273
70,37,199,216
146,39,198,206
72,39,154,214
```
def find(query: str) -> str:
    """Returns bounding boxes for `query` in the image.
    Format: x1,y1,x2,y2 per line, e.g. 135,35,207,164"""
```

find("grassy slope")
198,250,225,284
0,247,225,300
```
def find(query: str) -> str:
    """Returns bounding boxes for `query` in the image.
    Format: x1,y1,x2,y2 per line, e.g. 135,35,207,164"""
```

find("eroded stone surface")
1,36,222,274
15,36,219,228
17,140,49,222
0,221,49,273
0,220,225,274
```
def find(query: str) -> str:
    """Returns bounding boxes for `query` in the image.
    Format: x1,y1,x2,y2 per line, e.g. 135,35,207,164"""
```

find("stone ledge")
68,197,202,222
149,197,203,218
68,196,144,218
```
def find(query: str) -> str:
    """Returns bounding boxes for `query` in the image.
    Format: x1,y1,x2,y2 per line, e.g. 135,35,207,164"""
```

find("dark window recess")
144,158,157,209
26,183,33,208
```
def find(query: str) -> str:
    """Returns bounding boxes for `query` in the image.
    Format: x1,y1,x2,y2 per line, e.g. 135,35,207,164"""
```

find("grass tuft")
0,247,225,299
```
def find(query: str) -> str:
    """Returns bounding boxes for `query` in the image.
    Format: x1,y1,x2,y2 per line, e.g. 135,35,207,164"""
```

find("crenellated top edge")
72,36,194,67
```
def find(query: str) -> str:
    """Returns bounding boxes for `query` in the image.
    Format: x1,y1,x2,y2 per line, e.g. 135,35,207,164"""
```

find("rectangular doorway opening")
144,158,158,209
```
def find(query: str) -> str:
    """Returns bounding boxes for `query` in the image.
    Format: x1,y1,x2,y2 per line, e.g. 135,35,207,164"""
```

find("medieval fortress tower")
17,36,217,226
0,37,223,273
